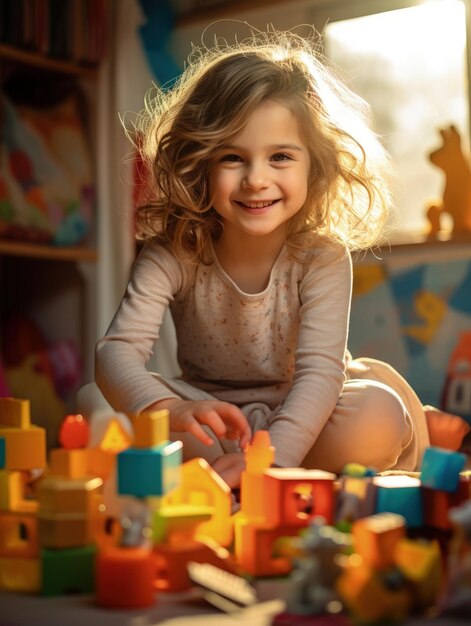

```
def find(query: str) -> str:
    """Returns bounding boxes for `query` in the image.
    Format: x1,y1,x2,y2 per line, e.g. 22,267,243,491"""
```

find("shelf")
0,44,99,79
0,240,98,262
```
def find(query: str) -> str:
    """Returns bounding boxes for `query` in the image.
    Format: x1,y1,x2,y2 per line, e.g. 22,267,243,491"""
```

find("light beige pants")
78,358,430,474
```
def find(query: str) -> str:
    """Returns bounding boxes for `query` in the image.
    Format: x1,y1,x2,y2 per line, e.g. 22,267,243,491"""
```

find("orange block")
422,476,470,530
38,475,103,516
86,447,116,480
0,510,39,558
0,556,41,592
131,410,169,448
49,448,89,479
352,512,406,570
0,425,46,470
0,470,38,513
97,546,156,608
0,398,30,429
38,512,95,549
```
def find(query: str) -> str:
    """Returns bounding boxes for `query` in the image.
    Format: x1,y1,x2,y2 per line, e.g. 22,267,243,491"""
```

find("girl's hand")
146,398,251,448
211,452,246,488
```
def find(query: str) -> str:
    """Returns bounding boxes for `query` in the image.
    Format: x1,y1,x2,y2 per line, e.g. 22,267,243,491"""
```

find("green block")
41,545,96,595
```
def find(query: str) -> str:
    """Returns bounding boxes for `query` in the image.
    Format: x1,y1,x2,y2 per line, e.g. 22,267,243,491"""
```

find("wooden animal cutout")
426,125,471,237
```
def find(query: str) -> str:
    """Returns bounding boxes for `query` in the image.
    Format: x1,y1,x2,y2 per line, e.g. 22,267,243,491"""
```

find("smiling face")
209,99,311,248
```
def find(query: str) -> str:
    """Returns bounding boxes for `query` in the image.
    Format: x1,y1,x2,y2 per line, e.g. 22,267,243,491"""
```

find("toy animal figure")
427,125,471,237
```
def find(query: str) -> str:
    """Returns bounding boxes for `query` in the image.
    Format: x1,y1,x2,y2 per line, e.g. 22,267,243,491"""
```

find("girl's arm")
267,247,352,467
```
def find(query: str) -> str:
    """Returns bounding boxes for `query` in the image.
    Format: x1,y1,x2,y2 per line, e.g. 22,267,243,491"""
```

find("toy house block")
41,545,96,596
262,468,336,527
394,538,441,609
160,457,233,547
422,476,470,530
38,475,103,516
234,515,300,577
351,512,406,570
130,409,169,448
336,555,411,623
97,546,155,608
117,440,182,498
152,504,214,544
420,446,467,493
0,556,41,592
0,437,5,468
0,469,38,513
0,398,30,429
153,537,234,592
0,424,46,470
49,448,89,479
0,510,39,559
374,475,423,527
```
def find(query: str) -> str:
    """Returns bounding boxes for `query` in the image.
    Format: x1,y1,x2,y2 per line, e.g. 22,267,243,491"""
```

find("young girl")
93,29,469,487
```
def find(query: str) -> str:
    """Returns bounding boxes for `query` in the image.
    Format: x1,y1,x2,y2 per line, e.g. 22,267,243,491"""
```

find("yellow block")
0,425,46,470
0,557,41,592
49,448,89,479
131,409,169,447
0,398,31,429
99,418,132,453
0,470,38,513
38,475,103,516
394,538,442,609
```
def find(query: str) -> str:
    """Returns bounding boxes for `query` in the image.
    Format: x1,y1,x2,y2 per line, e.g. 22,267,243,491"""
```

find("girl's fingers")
185,418,215,446
195,409,228,439
216,403,251,442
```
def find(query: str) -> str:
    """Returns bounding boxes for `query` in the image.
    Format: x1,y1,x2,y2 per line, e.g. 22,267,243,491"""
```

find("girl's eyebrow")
220,143,304,151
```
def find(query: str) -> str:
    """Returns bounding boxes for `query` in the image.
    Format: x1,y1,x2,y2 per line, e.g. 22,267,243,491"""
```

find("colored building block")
420,446,467,493
131,409,169,448
263,468,336,526
0,469,38,513
160,457,233,546
394,538,441,609
0,557,40,592
97,417,132,453
117,440,182,498
0,510,39,558
0,424,46,470
351,512,406,570
336,555,411,623
337,475,377,523
86,447,116,480
58,414,90,449
0,398,30,429
38,475,103,516
240,431,275,521
422,476,470,530
38,512,96,549
152,503,214,544
374,475,423,527
49,447,89,479
0,437,5,469
41,545,96,595
96,546,155,608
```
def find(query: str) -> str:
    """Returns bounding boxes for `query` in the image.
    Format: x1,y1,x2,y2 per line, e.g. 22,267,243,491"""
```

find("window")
314,0,470,241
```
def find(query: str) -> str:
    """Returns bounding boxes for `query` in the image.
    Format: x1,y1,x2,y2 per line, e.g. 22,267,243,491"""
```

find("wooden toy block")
41,545,96,596
0,437,5,469
117,440,182,498
49,447,89,479
153,537,234,592
0,556,41,592
160,457,233,547
98,417,132,453
131,409,169,447
86,447,115,480
0,398,30,429
0,424,46,470
394,538,441,609
38,475,103,516
420,446,467,493
97,546,155,608
234,515,299,577
0,510,39,558
374,475,423,527
336,555,411,623
351,512,406,570
337,475,377,522
246,430,275,474
0,469,38,513
240,472,269,521
38,511,96,549
263,468,336,526
152,503,214,544
422,476,470,530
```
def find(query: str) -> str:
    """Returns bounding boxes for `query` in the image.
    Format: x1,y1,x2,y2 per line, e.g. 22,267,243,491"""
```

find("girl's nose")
242,163,269,190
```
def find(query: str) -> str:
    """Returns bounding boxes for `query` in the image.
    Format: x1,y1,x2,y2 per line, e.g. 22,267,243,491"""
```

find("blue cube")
420,446,467,493
0,437,5,469
117,440,182,497
374,475,423,527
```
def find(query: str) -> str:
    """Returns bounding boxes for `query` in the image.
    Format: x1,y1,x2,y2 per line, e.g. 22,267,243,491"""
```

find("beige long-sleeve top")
95,239,352,467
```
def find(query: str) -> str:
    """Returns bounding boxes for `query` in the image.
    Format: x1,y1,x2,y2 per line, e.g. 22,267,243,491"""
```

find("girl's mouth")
235,200,280,209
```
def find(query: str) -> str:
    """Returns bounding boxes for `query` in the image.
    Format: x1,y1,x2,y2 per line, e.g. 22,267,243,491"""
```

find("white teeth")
241,201,274,208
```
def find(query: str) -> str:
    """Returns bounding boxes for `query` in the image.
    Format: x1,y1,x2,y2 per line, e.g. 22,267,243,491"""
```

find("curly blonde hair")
132,27,392,262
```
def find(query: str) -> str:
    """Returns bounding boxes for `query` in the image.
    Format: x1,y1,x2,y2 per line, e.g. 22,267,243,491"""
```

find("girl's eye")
271,153,292,162
220,154,242,162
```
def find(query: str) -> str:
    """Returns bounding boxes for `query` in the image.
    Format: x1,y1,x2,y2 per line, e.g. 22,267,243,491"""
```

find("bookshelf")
0,2,107,447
